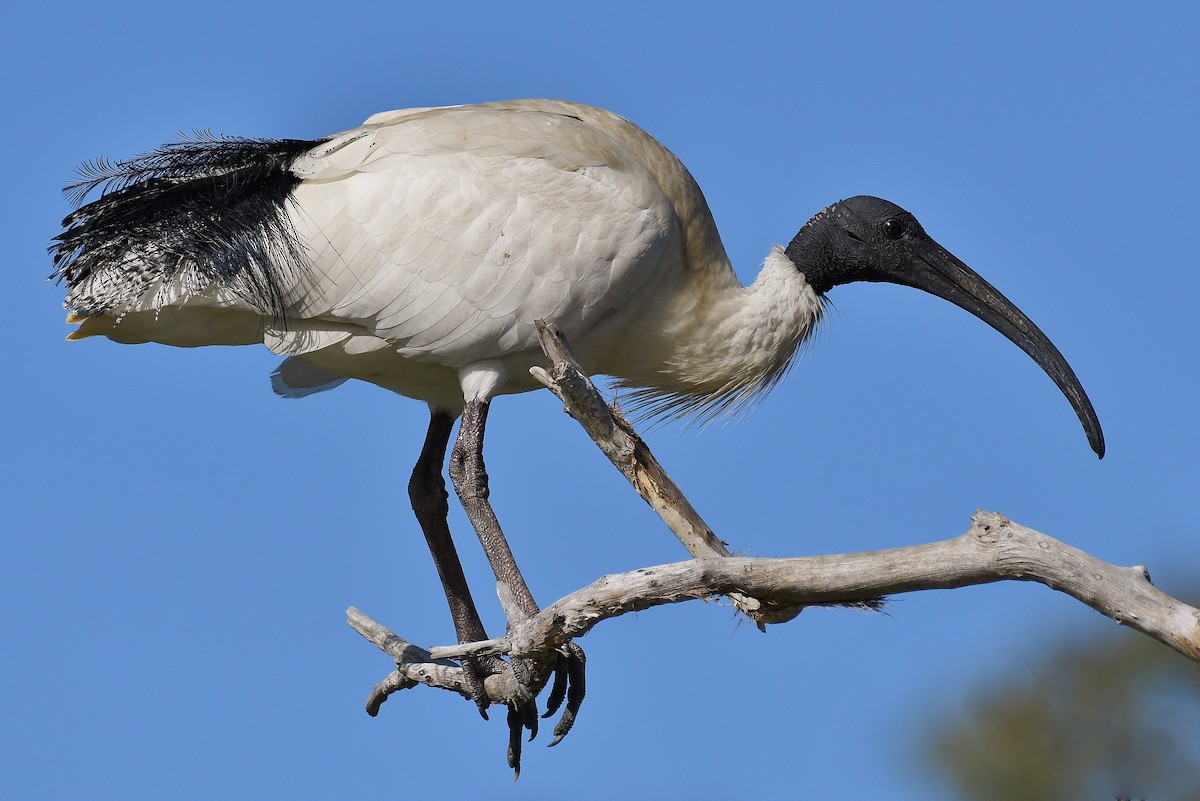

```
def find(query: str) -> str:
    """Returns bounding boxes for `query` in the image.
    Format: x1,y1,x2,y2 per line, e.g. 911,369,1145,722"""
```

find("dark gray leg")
449,398,586,773
408,408,500,716
448,399,540,619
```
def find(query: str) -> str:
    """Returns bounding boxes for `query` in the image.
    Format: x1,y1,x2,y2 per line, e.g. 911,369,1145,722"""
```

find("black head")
786,196,936,294
785,195,1105,458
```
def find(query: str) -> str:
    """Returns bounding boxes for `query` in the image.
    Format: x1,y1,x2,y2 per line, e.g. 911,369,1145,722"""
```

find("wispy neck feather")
620,247,825,424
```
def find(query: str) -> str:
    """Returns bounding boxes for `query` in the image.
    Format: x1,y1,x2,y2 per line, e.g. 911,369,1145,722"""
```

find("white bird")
52,99,1104,771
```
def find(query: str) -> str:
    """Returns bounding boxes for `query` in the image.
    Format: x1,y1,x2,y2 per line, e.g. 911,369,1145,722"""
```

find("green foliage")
924,623,1200,801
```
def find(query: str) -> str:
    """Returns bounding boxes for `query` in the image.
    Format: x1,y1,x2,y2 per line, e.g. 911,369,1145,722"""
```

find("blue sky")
5,2,1198,798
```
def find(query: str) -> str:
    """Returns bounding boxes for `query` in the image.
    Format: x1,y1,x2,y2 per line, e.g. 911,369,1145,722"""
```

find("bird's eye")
883,218,905,239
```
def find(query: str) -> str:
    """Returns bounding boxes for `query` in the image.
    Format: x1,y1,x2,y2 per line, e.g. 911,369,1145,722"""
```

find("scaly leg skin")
408,409,506,716
449,398,587,776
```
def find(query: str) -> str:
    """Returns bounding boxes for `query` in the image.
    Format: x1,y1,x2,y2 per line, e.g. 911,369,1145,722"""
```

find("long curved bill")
899,239,1105,458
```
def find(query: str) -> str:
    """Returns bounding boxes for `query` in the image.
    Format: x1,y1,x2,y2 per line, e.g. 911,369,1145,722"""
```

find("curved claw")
501,642,585,777
541,653,570,718
472,644,589,776
522,697,539,742
504,695,543,778
547,642,586,747
506,704,524,778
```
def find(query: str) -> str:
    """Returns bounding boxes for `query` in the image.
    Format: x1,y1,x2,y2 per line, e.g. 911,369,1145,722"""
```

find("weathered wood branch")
528,320,803,626
347,321,1199,717
348,511,1200,709
346,607,530,715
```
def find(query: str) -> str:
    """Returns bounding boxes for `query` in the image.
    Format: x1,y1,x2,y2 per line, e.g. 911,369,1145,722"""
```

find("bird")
51,98,1104,772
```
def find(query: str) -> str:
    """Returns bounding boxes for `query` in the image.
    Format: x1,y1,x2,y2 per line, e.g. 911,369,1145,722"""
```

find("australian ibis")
51,98,1104,771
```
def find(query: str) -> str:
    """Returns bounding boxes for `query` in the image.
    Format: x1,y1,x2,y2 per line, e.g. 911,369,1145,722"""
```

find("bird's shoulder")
293,100,665,188
291,99,733,281
280,102,688,360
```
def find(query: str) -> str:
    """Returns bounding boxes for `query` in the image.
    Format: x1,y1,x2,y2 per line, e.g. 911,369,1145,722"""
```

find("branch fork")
347,321,1200,744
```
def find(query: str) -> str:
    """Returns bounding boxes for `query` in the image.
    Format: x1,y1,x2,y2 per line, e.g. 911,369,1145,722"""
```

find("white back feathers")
55,100,826,419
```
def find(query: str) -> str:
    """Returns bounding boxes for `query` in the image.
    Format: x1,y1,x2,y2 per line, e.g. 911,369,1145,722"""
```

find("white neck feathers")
619,247,825,422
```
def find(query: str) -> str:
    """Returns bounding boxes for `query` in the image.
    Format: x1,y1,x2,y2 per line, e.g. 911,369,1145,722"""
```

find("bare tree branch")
528,320,803,626
347,321,1200,718
348,511,1200,710
506,510,1200,663
346,607,529,715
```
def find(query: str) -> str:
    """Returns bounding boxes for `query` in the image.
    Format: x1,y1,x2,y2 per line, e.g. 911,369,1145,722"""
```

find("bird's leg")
449,399,541,620
449,398,587,772
408,409,505,716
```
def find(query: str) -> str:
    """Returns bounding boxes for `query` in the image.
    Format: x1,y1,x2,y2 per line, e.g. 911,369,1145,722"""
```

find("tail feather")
270,356,348,398
50,133,322,325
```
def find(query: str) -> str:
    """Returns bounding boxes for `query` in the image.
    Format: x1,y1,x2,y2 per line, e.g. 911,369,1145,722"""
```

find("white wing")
271,105,681,384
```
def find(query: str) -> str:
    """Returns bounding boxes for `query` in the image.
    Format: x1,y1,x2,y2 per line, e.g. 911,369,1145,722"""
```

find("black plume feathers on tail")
50,132,321,324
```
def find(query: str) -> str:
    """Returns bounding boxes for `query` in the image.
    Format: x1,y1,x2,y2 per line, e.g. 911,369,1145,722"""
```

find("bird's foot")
460,653,508,719
460,642,586,777
507,643,586,777
346,608,585,777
